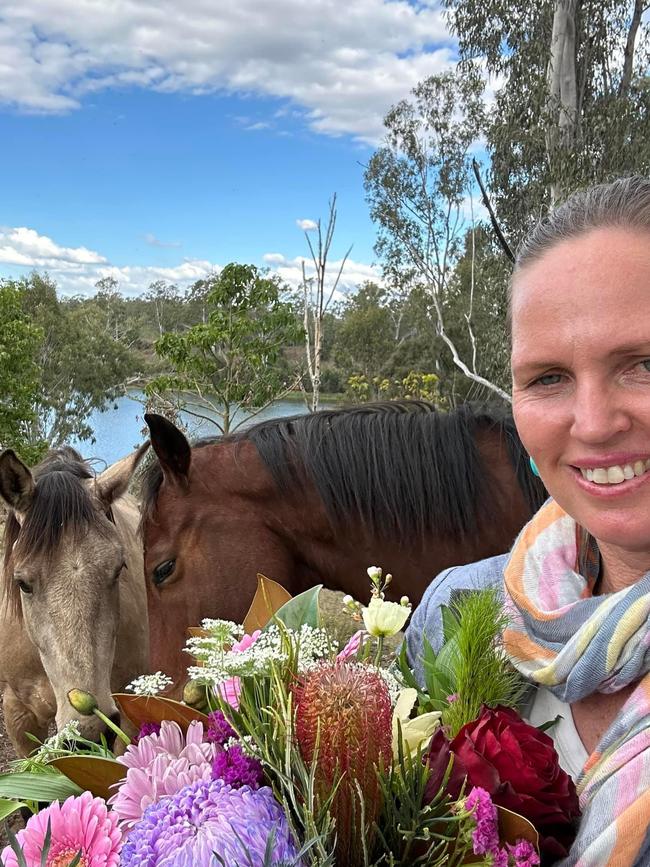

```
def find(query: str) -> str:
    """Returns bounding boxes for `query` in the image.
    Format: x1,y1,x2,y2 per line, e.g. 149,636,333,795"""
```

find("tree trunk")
619,0,644,98
546,0,578,205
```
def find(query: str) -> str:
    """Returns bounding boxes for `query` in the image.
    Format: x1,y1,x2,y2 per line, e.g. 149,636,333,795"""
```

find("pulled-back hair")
514,175,650,272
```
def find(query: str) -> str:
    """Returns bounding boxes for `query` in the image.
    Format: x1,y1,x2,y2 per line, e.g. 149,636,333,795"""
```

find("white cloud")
266,252,381,300
296,219,318,231
0,225,378,299
143,232,181,248
262,252,286,265
0,0,457,142
0,227,107,267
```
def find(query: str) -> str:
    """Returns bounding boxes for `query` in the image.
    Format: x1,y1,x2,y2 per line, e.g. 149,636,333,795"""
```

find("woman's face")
511,226,650,553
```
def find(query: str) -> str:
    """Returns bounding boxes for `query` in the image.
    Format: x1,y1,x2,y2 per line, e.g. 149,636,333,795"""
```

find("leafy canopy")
149,263,303,434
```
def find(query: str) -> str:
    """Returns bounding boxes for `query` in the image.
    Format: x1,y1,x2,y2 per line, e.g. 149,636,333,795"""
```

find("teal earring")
529,456,541,478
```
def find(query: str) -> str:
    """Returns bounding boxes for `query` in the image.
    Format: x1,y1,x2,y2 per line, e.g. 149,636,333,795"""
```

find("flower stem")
374,636,385,667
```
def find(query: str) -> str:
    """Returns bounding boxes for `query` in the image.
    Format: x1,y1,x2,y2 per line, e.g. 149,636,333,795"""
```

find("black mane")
142,401,546,540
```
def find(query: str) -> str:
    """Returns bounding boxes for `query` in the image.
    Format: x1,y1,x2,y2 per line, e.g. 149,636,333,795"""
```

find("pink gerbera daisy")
0,791,121,867
107,719,219,829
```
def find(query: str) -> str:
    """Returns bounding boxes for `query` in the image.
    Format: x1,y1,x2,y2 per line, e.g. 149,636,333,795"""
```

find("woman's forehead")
511,228,650,363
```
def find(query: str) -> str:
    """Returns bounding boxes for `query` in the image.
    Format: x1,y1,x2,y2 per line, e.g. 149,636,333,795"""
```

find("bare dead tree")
301,194,352,412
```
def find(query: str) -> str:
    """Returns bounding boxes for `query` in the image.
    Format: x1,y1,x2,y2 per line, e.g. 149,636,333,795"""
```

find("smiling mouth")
577,459,650,486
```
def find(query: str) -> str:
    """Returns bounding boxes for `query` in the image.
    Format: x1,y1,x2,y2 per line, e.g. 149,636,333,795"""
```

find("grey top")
405,554,507,685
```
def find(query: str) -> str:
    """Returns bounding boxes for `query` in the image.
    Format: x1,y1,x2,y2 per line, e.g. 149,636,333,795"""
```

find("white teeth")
607,466,625,483
580,460,650,485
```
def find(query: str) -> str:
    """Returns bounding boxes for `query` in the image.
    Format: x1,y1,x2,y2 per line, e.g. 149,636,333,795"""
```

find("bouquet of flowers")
0,568,580,866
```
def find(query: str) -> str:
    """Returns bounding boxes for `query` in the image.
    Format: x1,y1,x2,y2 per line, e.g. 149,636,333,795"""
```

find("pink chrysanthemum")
0,791,121,867
107,719,219,829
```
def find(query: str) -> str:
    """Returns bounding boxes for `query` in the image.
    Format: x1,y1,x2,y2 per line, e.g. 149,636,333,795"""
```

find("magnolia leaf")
0,771,82,802
497,805,540,850
49,756,125,801
242,574,292,634
271,585,322,632
187,626,211,639
0,798,27,821
113,693,209,732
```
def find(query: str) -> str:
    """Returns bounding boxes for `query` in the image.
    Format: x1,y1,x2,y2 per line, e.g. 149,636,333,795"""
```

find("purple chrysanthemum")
212,743,264,788
466,786,499,856
120,778,301,867
206,710,236,746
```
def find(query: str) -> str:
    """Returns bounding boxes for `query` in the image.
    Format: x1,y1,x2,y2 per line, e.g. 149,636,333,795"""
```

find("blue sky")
0,0,458,297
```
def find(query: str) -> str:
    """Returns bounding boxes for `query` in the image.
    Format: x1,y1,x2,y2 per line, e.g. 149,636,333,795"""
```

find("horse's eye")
16,579,33,595
153,559,176,587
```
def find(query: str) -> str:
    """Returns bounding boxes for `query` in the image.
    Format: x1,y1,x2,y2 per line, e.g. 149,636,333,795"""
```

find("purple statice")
466,786,500,856
120,777,301,867
206,709,236,745
508,840,541,866
135,721,161,743
212,743,264,789
491,848,509,867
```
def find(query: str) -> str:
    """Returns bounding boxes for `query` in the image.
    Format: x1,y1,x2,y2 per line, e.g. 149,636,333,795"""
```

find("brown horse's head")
142,414,296,687
0,443,149,742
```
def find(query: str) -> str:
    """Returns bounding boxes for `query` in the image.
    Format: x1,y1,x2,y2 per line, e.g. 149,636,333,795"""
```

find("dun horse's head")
0,443,149,743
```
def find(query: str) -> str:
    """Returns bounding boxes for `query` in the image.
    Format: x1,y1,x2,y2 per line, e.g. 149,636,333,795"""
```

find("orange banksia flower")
294,662,392,865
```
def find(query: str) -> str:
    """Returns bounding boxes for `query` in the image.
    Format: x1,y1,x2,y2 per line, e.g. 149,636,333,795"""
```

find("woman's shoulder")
405,554,508,685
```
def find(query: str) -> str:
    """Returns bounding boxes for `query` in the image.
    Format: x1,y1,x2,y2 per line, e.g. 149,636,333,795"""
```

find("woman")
406,175,650,866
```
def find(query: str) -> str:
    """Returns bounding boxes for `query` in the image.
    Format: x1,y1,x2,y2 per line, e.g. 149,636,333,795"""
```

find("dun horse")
0,444,150,756
142,401,547,684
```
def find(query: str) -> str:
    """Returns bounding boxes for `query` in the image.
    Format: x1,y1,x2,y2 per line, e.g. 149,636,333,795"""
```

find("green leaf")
440,603,461,644
0,771,83,802
0,798,28,822
4,821,28,867
271,585,322,631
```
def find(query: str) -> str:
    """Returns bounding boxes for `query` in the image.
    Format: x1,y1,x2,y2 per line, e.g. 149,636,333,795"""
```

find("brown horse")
141,401,546,685
0,444,150,756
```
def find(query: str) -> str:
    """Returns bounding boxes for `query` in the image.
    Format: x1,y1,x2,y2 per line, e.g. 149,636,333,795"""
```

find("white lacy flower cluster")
186,624,334,688
31,720,83,763
126,671,174,696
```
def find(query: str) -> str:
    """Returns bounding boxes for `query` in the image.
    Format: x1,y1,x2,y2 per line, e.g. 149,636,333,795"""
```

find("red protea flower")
294,662,392,865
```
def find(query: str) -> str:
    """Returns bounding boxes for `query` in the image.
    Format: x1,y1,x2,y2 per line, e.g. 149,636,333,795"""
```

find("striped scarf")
504,499,650,867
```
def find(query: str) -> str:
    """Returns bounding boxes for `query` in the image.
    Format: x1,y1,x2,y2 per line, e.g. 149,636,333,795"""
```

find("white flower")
126,671,173,696
367,566,382,582
392,688,441,760
362,597,411,637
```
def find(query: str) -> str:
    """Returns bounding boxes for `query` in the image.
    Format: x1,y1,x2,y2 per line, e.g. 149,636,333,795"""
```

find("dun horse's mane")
2,447,99,616
142,401,546,541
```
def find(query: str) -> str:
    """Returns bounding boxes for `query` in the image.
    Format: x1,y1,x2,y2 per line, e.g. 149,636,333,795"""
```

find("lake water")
71,392,322,465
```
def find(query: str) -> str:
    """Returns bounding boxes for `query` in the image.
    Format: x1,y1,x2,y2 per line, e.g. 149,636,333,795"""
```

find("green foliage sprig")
400,587,527,736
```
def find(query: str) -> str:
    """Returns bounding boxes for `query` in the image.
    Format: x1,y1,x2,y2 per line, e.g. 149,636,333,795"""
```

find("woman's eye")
534,373,562,387
153,559,176,587
641,360,650,372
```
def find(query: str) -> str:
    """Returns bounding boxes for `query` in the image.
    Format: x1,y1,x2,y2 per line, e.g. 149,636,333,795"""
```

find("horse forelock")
1,450,107,619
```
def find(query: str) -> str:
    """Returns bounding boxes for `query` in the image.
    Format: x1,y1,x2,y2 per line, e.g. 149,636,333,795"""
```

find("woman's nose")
570,383,631,444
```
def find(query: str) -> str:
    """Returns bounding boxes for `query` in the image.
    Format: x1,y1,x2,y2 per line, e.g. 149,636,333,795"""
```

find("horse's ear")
0,449,35,515
96,441,150,505
144,413,191,482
